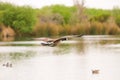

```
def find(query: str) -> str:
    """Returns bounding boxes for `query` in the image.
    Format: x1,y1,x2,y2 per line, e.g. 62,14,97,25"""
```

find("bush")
38,5,76,24
85,8,111,22
112,7,120,27
0,2,36,35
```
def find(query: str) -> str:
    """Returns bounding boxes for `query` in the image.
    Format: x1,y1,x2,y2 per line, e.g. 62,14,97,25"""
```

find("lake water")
0,35,120,80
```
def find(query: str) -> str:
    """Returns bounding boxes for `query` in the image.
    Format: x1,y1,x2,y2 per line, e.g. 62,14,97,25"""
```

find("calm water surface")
0,35,120,80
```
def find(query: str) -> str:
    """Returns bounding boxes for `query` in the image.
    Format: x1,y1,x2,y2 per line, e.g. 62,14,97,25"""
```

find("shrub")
112,7,120,27
0,2,36,35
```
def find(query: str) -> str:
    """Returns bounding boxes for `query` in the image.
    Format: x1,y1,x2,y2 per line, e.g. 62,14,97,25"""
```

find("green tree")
0,2,14,10
112,7,120,27
38,5,76,24
51,5,76,24
85,9,110,22
1,3,36,35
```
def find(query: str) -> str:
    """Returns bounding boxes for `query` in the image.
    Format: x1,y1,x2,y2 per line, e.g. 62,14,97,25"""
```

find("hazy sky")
0,0,120,9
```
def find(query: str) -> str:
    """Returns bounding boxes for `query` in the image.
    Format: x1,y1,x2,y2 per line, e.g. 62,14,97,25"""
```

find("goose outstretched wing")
39,34,84,47
53,37,67,43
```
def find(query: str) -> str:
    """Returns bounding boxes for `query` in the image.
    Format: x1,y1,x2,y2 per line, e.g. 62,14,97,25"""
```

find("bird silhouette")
33,34,83,47
41,37,68,47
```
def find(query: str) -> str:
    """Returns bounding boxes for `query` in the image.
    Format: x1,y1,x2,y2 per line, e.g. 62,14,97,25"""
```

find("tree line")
0,2,120,37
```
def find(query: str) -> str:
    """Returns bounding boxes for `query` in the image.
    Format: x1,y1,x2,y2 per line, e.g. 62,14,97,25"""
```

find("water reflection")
0,36,15,42
0,35,120,80
74,39,86,54
0,51,36,62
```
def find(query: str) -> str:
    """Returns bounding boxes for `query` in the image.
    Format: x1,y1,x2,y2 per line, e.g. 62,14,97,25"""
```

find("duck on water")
33,34,84,47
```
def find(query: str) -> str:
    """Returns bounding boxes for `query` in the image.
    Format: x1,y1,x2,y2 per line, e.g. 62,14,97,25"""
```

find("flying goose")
41,37,67,47
33,34,83,47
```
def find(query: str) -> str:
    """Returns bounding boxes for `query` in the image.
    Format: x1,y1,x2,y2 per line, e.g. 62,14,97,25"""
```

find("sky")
0,0,120,9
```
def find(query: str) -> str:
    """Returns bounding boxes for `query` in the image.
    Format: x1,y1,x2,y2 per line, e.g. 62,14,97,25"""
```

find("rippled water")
0,35,120,80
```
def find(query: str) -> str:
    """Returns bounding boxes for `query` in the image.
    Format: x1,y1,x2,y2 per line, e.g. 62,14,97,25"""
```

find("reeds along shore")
33,21,120,37
33,5,120,36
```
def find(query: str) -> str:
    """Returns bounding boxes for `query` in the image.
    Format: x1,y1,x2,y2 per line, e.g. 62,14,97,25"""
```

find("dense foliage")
112,7,120,27
36,5,76,24
0,2,36,35
0,2,120,37
85,9,111,22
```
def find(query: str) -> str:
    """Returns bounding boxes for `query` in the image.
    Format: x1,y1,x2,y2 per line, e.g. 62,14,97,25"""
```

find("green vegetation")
0,2,36,36
85,9,111,22
0,2,120,37
112,7,120,27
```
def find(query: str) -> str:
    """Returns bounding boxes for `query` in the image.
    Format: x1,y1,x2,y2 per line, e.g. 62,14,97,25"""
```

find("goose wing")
53,34,83,43
53,37,67,43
